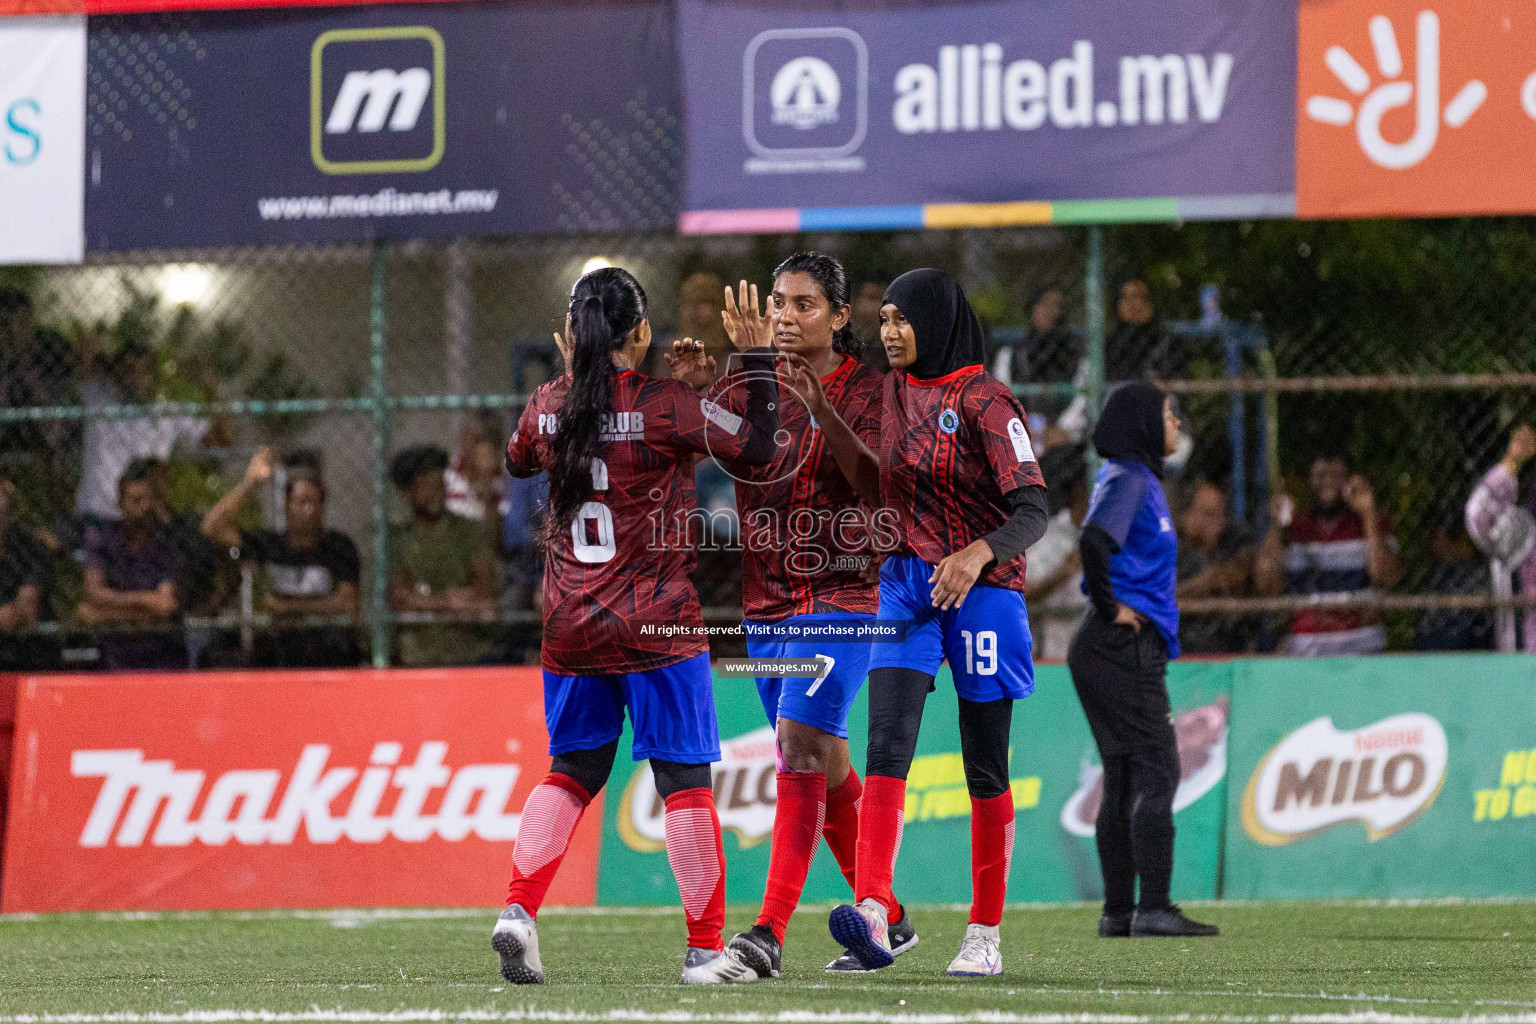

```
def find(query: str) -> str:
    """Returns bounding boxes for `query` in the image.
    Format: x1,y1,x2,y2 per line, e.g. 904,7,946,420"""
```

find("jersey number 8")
572,458,616,564
960,629,998,676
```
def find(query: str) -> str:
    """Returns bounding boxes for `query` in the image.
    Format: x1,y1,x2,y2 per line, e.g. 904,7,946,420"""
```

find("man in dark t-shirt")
202,448,361,667
78,460,185,670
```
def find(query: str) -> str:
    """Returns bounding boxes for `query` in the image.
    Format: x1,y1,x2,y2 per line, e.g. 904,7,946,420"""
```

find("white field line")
2,1011,1536,1024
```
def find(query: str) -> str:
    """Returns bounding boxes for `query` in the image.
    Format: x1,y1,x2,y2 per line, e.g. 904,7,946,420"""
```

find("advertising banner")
83,1,679,249
1297,2,1536,218
678,0,1296,234
1223,654,1536,900
3,0,464,15
598,664,1232,907
1,667,601,912
0,17,84,264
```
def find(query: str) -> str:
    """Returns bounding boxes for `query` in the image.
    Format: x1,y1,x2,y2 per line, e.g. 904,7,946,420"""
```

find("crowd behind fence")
2,218,1535,672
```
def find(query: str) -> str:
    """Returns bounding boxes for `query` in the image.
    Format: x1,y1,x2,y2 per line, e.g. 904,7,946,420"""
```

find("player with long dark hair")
495,266,779,985
667,253,917,980
827,268,1049,977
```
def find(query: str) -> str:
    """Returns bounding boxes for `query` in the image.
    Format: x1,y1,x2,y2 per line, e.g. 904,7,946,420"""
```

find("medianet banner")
1,668,601,912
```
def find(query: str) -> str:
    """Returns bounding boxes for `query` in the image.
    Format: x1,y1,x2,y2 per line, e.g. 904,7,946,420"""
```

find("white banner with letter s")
1,17,84,265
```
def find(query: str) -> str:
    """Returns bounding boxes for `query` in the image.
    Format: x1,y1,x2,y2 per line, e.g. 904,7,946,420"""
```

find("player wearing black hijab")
1068,381,1217,939
827,269,1049,977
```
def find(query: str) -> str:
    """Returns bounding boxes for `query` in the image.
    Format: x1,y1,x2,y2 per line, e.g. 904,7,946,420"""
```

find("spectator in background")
852,280,890,372
389,444,498,666
76,340,230,528
78,459,184,670
202,447,361,668
0,289,76,522
0,472,49,670
1255,456,1400,656
994,287,1081,391
1176,480,1256,654
446,411,510,550
502,471,548,611
1106,279,1181,382
1415,512,1494,652
1026,443,1089,660
1465,424,1536,652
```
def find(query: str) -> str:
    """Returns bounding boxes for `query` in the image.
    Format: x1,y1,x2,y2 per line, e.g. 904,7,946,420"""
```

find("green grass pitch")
0,902,1532,1020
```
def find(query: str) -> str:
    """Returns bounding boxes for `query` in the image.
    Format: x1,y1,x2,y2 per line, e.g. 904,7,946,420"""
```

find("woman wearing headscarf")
827,269,1049,978
1067,382,1217,939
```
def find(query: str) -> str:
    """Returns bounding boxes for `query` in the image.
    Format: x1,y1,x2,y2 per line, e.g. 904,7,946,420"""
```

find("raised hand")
777,351,829,418
1343,474,1376,518
245,446,276,486
722,280,772,352
664,337,717,393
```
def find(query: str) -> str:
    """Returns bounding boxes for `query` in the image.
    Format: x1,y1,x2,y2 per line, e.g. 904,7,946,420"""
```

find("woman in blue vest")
1067,381,1218,939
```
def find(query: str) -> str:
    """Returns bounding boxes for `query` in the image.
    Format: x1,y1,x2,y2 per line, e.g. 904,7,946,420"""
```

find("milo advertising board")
1224,654,1536,900
598,664,1233,905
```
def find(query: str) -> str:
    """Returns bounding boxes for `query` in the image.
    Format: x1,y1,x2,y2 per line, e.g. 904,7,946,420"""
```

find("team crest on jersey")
938,408,960,434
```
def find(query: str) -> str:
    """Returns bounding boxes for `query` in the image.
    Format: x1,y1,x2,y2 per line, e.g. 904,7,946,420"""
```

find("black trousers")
1066,608,1180,915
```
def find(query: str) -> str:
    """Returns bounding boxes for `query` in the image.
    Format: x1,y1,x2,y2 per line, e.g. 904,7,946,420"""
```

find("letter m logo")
310,26,445,175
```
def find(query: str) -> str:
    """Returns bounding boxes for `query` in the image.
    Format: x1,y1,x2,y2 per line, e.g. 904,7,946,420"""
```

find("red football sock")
664,787,727,951
823,768,863,892
754,771,826,944
505,773,591,916
970,792,1016,927
854,774,906,918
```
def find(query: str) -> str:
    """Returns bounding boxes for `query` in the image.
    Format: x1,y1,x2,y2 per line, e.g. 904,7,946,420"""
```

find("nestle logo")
310,26,445,175
1242,713,1448,846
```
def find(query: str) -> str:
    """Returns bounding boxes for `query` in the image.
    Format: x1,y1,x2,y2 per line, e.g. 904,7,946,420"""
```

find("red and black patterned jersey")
725,355,885,623
880,364,1045,592
506,365,774,675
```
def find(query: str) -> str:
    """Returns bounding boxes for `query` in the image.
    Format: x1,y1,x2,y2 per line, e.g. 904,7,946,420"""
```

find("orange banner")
1,667,600,912
1298,0,1536,218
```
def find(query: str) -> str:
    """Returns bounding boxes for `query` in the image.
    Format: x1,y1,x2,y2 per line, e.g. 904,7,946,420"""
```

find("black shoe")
728,924,782,979
1131,905,1219,937
888,907,920,955
825,906,919,972
1098,912,1132,937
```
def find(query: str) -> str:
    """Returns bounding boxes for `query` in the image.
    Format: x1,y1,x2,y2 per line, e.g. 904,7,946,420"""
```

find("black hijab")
1092,381,1168,478
883,268,986,381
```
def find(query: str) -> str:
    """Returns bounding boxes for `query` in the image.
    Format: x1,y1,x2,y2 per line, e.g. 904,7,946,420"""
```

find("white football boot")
945,922,1002,977
491,904,544,985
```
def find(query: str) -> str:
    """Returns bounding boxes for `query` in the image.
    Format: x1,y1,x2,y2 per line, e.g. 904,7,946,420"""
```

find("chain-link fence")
1,218,1532,670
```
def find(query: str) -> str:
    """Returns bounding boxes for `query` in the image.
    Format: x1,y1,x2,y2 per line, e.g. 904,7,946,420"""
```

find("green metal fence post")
1085,224,1106,477
369,242,391,668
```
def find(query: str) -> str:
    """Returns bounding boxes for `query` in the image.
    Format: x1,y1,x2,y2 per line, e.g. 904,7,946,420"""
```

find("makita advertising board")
83,0,680,249
1,668,601,912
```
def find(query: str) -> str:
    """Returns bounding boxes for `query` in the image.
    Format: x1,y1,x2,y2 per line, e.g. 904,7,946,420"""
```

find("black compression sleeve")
982,484,1050,567
737,351,781,465
1079,523,1121,621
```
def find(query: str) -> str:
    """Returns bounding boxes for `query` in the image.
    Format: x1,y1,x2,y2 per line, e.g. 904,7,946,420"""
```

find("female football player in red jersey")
667,253,917,980
495,266,779,985
828,268,1049,978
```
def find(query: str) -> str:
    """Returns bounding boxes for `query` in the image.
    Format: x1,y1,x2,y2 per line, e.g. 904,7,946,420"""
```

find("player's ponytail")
548,267,648,538
773,251,863,357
